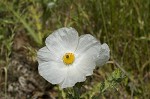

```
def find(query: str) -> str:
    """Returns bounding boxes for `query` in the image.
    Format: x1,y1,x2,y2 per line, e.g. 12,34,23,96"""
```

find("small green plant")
100,69,125,93
0,33,14,98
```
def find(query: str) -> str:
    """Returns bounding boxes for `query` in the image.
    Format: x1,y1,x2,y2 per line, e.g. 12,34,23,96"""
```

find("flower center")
63,53,75,65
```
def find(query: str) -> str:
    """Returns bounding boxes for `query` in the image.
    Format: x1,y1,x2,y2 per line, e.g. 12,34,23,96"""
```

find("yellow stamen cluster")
63,53,75,65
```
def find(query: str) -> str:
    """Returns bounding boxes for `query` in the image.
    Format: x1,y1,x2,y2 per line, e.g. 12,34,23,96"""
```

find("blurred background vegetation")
0,0,150,98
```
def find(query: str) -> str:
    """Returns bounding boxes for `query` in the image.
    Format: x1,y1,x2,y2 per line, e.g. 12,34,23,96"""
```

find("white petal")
75,54,96,76
96,43,110,66
45,27,79,59
37,46,60,64
38,61,66,84
60,66,86,88
75,34,101,61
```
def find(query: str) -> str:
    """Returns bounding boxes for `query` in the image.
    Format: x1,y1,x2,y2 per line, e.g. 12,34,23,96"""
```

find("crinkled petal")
75,34,101,61
96,43,110,66
45,27,79,59
37,46,60,64
75,54,96,76
60,66,86,88
38,61,66,84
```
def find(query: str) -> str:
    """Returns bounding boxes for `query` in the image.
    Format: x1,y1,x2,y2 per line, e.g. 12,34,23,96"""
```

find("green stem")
73,85,80,99
4,67,7,99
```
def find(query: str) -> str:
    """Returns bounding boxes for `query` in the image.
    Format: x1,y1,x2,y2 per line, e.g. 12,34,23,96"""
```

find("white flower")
37,27,110,88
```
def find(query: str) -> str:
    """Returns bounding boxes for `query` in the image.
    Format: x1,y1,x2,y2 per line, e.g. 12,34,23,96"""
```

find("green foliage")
100,69,125,93
0,25,14,98
0,0,43,46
